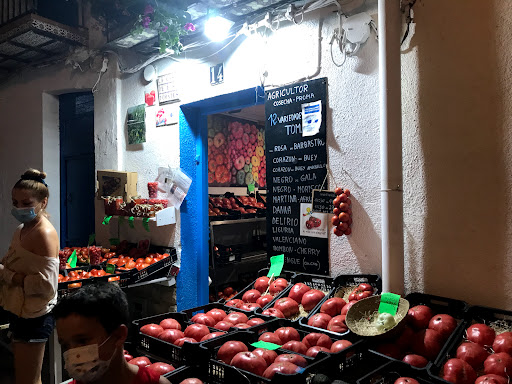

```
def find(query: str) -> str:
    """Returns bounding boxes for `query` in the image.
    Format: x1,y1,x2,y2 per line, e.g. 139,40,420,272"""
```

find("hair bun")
22,168,47,180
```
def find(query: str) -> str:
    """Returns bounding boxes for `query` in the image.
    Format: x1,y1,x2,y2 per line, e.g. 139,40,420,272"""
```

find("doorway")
59,93,95,247
178,86,265,310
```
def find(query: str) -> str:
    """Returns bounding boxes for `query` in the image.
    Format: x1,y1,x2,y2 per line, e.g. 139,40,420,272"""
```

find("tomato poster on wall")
207,115,266,188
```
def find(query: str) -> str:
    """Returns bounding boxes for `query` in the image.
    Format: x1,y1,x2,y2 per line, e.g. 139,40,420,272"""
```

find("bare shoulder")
158,375,171,384
30,220,59,257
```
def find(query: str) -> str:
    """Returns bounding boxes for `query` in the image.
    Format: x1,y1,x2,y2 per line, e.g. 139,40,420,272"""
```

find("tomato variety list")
331,187,353,237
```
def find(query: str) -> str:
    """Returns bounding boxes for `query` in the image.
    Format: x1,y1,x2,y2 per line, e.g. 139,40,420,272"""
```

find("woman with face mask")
0,168,59,384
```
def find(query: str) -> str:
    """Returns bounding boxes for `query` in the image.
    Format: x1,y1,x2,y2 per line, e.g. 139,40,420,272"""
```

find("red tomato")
191,313,216,327
402,354,428,368
331,340,352,353
256,295,274,307
275,354,307,367
242,289,261,303
225,299,244,309
410,329,444,360
281,340,308,355
484,353,512,377
467,324,496,347
224,312,248,325
394,379,420,384
68,282,81,289
301,290,325,311
206,308,227,322
274,327,300,344
158,329,185,344
327,315,348,333
428,314,458,340
308,313,332,330
230,352,267,376
273,298,300,318
173,337,197,347
247,318,265,327
135,258,145,264
475,375,508,384
306,345,330,358
320,297,347,317
254,276,270,293
240,303,261,311
216,341,248,364
147,363,175,376
288,283,311,303
262,308,285,318
493,332,512,355
407,305,435,330
144,257,153,264
456,341,489,369
140,323,164,337
184,324,210,342
214,321,234,331
252,348,278,366
442,358,477,384
263,362,300,379
258,332,282,345
302,333,333,349
128,357,151,368
200,332,225,342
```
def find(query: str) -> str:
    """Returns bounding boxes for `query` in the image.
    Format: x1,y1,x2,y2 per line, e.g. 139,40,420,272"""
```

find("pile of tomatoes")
438,322,512,384
109,253,170,272
58,268,120,288
123,352,175,377
214,327,352,379
331,187,353,237
223,275,290,311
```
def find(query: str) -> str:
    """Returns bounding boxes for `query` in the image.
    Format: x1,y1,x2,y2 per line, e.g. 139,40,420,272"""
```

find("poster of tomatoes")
208,115,266,188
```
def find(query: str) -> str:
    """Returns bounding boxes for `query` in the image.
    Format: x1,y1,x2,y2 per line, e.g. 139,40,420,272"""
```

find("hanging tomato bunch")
331,188,352,237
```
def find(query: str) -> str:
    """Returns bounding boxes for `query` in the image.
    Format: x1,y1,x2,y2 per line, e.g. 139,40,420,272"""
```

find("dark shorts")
3,309,55,343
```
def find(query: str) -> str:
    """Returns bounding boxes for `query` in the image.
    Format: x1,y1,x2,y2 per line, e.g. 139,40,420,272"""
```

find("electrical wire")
91,71,103,93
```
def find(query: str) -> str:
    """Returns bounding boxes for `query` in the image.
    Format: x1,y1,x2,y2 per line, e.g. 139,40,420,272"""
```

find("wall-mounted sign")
210,63,224,85
265,77,329,275
158,73,179,104
156,105,179,127
312,190,336,213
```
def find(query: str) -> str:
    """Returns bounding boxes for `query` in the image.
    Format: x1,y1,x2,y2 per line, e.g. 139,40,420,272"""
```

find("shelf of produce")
108,206,176,226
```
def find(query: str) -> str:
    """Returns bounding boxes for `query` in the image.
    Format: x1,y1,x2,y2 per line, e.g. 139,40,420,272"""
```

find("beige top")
0,229,59,318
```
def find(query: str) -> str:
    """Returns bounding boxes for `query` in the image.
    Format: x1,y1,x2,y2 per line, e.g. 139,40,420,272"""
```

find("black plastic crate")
127,248,177,285
58,265,129,296
228,268,297,311
164,365,237,384
368,293,468,368
133,311,214,366
212,243,242,265
199,329,328,384
357,360,448,384
299,274,382,337
428,304,512,381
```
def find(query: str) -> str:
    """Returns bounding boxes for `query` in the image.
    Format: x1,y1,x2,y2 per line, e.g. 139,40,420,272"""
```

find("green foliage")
90,0,194,54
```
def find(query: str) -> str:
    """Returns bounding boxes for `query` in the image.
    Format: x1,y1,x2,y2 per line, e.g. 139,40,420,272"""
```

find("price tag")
88,234,95,246
250,341,281,350
378,292,401,315
128,217,135,229
248,184,255,192
109,238,120,246
267,254,284,278
67,250,77,268
142,218,150,232
102,216,112,225
105,264,116,274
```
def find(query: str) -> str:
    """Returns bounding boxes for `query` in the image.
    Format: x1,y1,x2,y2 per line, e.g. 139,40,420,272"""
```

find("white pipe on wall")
379,0,404,294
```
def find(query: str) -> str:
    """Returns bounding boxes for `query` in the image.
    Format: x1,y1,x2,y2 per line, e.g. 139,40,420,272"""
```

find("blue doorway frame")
177,86,265,310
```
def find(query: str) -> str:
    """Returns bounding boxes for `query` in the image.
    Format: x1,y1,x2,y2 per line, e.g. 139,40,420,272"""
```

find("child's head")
53,283,129,357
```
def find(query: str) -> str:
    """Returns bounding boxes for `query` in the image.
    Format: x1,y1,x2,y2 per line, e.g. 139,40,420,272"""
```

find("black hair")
53,283,129,334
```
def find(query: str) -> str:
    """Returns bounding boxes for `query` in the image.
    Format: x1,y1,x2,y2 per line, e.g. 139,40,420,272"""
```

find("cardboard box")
97,170,138,201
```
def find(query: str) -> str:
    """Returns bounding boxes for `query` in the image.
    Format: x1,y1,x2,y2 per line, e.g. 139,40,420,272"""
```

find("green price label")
88,234,95,246
102,216,112,225
248,183,255,192
267,254,284,278
142,218,150,232
67,250,77,268
128,217,135,229
105,264,116,274
109,238,120,246
378,292,401,315
250,341,281,350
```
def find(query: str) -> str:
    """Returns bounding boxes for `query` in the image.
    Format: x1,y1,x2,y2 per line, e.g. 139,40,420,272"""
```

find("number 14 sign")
210,63,224,85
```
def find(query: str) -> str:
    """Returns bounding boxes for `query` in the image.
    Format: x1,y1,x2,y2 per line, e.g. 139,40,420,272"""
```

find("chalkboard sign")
312,190,336,213
265,78,329,275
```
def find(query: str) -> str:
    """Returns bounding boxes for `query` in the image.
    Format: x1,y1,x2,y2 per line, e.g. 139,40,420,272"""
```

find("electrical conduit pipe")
379,0,404,294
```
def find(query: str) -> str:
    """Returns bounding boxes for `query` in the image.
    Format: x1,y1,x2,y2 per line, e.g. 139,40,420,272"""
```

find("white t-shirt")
0,228,59,318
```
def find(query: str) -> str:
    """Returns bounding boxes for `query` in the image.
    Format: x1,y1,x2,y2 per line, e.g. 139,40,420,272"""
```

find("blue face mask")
11,206,38,223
